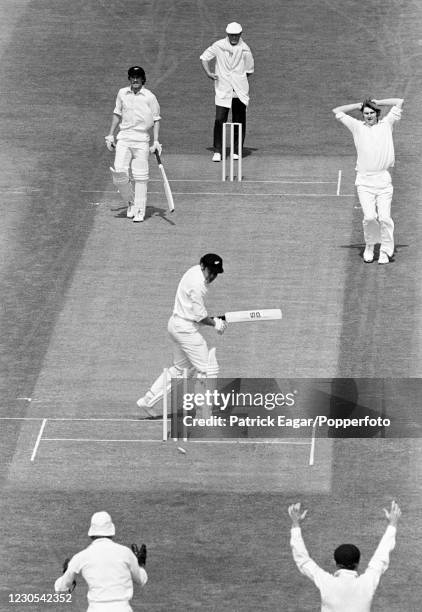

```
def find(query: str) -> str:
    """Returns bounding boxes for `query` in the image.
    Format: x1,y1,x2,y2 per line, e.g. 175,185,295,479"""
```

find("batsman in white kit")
105,66,162,223
137,254,227,418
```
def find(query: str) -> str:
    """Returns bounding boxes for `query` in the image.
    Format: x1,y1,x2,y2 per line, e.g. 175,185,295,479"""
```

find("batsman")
137,254,227,418
105,66,162,223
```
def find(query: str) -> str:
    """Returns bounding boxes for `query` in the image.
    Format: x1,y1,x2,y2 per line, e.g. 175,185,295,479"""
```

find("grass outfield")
1,0,422,610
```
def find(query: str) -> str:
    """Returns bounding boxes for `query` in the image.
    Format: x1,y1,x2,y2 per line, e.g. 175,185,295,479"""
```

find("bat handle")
218,315,226,321
154,150,162,164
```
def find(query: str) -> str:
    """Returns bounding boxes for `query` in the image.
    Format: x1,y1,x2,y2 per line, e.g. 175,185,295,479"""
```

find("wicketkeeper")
105,66,162,223
54,511,147,611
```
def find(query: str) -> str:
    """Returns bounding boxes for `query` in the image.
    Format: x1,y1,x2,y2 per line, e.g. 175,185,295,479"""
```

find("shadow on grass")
112,205,176,226
339,243,409,263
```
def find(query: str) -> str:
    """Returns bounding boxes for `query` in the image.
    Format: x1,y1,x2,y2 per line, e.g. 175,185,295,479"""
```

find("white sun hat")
88,511,116,537
226,22,242,34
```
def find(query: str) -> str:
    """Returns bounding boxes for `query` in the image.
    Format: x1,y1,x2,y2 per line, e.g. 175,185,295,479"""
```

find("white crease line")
147,192,353,197
30,418,47,462
0,416,165,422
309,421,317,466
81,190,353,197
42,437,311,445
336,170,342,196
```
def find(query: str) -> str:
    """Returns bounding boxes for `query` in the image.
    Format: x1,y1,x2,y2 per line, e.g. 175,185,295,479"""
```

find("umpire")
54,511,147,612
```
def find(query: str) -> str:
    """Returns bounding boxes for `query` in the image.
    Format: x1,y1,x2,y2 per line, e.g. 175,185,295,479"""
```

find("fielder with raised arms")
137,254,227,418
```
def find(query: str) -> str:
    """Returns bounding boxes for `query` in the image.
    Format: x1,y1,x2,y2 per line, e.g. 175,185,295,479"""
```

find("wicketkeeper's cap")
88,511,116,537
334,543,360,567
226,22,242,34
200,253,224,274
128,66,146,80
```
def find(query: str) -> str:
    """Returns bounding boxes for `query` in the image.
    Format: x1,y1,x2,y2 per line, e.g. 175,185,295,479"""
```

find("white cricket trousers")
168,315,210,374
357,184,394,257
114,141,149,217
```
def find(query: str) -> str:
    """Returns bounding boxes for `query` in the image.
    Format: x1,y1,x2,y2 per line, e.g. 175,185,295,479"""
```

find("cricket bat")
219,309,282,323
154,151,175,212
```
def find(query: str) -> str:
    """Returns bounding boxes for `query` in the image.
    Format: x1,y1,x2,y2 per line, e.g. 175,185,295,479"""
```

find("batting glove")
214,317,227,335
105,135,116,151
149,140,162,155
131,543,147,567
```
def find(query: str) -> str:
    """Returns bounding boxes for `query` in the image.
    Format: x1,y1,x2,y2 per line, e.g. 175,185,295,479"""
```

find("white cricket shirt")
173,264,208,323
114,86,161,143
54,538,147,605
200,37,254,108
336,107,401,177
290,525,397,612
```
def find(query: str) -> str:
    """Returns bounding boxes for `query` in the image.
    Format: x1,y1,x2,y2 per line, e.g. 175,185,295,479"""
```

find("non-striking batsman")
105,65,162,223
222,122,242,181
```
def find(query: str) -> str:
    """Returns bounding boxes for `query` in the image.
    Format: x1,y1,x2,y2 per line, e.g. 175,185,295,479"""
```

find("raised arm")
288,503,327,585
373,98,404,109
332,102,362,115
364,501,401,587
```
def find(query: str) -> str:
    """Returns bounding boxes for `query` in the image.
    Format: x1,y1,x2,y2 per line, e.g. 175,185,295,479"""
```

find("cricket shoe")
133,211,144,222
232,153,239,160
363,245,374,263
127,203,135,219
137,392,161,419
378,251,390,265
212,152,221,162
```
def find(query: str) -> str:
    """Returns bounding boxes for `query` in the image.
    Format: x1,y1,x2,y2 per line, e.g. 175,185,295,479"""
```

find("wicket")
222,122,242,181
162,368,188,442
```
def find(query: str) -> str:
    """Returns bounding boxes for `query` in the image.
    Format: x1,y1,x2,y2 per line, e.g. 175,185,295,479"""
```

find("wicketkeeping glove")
131,543,147,566
62,557,76,592
105,134,116,151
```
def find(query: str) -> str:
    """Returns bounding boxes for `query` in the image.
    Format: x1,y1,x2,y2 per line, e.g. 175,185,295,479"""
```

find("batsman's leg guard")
110,167,134,204
131,154,149,220
194,348,219,419
137,363,190,415
134,181,147,220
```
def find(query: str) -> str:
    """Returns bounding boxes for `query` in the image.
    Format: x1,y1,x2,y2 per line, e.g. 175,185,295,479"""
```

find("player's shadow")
339,243,408,263
111,205,175,225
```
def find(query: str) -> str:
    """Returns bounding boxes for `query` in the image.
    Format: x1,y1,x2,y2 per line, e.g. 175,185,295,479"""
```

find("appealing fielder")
54,511,147,612
105,66,162,223
137,254,227,418
288,501,401,612
200,22,254,162
332,96,404,264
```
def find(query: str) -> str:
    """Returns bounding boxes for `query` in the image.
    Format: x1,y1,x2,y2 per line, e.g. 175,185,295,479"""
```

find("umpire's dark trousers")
213,98,246,154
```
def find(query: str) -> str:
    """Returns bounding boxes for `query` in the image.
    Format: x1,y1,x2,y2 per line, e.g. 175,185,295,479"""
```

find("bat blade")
224,309,282,323
155,151,175,212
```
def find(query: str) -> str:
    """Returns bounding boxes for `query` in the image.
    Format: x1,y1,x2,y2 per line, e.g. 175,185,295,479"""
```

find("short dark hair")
334,544,361,569
361,98,381,118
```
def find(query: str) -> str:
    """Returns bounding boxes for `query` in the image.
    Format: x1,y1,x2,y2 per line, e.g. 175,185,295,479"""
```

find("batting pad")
131,156,149,181
110,167,134,203
206,347,219,377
